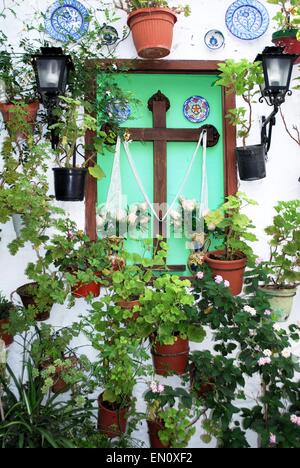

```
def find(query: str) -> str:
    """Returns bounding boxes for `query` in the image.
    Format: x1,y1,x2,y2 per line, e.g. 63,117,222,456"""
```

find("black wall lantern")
31,47,74,149
255,46,296,155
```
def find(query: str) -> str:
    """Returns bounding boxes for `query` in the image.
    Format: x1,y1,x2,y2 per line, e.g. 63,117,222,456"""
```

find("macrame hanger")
105,136,123,215
123,129,208,222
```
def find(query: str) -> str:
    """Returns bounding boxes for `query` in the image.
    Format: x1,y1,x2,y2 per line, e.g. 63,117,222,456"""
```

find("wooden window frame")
84,59,237,240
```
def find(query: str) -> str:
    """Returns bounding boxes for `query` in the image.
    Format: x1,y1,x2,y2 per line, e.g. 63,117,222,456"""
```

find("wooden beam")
128,126,220,144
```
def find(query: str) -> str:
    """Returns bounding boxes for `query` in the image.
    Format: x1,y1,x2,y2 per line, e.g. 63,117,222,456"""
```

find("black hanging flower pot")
236,144,266,181
53,168,87,201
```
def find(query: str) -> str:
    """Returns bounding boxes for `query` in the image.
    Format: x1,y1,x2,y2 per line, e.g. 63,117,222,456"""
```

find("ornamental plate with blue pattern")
100,24,119,46
45,0,90,42
183,96,210,124
204,30,225,50
106,100,131,123
225,0,269,40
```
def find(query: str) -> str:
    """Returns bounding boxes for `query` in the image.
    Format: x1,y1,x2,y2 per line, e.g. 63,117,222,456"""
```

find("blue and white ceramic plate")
183,96,210,123
45,0,90,42
106,100,131,123
225,0,269,40
100,24,119,46
204,30,225,50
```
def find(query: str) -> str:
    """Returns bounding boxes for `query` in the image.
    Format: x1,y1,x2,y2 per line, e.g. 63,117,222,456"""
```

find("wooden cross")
127,90,220,271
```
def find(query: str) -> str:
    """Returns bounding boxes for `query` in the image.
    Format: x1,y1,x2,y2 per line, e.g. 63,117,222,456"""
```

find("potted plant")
268,0,300,63
51,97,106,202
114,0,190,59
46,226,110,299
31,324,85,394
0,293,15,347
85,301,148,438
144,381,196,448
0,50,39,133
204,192,258,296
216,59,265,181
139,274,205,376
246,200,300,321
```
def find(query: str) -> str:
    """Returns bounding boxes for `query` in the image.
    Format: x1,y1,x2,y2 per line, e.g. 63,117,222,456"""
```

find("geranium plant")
114,0,191,15
138,274,205,345
204,192,258,263
216,60,263,147
144,381,197,448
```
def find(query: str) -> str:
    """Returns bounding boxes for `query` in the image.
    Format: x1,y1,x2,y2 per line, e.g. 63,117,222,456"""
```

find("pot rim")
127,7,177,22
52,167,87,173
205,250,247,264
272,28,299,39
98,393,130,413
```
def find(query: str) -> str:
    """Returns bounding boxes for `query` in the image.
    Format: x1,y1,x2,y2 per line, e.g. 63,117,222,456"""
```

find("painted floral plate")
45,0,90,42
106,100,131,123
225,0,269,40
183,96,210,123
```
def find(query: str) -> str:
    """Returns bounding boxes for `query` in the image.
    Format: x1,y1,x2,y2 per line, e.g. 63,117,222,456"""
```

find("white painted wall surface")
0,0,299,448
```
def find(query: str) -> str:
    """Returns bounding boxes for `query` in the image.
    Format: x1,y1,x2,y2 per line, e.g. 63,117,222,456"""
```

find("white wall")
0,0,299,448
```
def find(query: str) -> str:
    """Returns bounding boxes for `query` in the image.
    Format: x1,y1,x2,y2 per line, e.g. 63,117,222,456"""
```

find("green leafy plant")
245,200,300,291
204,192,258,263
268,0,300,35
216,60,263,146
114,0,191,16
0,49,36,103
191,266,300,448
50,96,106,180
144,381,197,448
45,225,110,296
138,274,205,345
0,358,94,448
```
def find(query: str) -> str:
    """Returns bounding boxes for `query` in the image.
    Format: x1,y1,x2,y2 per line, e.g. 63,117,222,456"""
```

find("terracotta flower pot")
15,282,52,321
259,286,297,321
151,336,189,376
0,318,13,347
97,394,129,438
71,280,101,298
204,250,247,296
117,299,140,320
127,7,177,59
147,420,170,448
0,101,39,138
44,356,78,394
272,29,300,64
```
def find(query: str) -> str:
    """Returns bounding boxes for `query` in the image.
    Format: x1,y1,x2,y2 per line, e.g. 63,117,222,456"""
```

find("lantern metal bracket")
261,105,279,156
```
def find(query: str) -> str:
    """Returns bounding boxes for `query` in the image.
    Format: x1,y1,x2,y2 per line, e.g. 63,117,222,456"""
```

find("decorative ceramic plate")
225,0,269,40
204,30,225,50
45,0,90,42
183,96,210,123
100,24,119,45
106,100,131,123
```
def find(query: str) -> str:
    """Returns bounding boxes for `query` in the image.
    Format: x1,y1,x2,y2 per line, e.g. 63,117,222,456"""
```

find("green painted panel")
97,73,224,273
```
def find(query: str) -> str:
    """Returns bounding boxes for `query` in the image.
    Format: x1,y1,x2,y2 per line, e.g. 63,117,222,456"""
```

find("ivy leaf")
88,164,106,180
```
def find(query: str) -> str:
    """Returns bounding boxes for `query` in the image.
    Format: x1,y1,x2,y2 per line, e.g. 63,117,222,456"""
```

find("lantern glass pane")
265,57,291,89
36,58,64,90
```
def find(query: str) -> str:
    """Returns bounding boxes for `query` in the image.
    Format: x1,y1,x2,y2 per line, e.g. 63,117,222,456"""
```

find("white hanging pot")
12,214,24,238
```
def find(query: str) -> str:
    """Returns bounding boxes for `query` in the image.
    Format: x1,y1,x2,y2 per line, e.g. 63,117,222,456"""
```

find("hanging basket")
272,29,300,64
127,7,177,59
236,144,266,181
53,168,87,202
14,282,52,322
